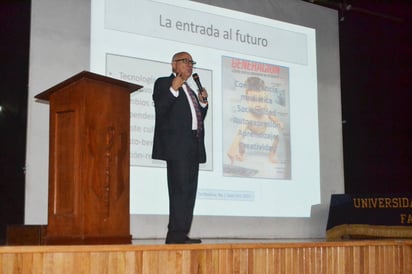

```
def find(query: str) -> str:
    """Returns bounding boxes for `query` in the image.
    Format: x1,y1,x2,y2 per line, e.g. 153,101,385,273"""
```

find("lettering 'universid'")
353,197,412,209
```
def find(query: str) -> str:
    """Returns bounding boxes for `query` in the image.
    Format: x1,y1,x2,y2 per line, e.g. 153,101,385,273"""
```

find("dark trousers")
166,159,199,242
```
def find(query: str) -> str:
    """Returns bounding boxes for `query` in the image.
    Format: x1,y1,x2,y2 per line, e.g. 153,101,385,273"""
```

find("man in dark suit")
152,52,208,244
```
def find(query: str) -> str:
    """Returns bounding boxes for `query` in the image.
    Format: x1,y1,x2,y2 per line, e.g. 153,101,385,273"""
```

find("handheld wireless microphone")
192,73,207,103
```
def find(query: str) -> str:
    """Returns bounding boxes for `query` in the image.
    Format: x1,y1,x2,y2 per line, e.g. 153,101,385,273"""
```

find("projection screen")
25,0,343,239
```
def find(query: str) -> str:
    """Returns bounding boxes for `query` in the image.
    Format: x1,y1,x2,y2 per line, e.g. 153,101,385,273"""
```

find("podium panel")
35,71,142,244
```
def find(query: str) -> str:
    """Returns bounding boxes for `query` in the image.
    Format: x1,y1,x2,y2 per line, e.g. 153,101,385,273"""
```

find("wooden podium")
35,71,142,244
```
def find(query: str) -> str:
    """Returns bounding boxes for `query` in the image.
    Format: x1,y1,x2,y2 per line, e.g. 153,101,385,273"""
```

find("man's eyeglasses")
174,58,196,65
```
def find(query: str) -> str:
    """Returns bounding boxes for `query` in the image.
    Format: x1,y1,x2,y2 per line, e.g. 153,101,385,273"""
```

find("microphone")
192,73,207,103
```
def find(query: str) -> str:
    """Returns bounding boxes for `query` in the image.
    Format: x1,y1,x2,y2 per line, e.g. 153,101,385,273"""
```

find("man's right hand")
171,73,186,91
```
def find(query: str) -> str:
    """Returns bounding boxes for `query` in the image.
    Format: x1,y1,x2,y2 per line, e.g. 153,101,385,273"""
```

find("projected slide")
106,54,213,170
222,56,291,180
91,0,320,217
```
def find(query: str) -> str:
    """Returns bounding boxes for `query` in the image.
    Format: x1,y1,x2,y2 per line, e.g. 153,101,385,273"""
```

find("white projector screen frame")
25,0,343,239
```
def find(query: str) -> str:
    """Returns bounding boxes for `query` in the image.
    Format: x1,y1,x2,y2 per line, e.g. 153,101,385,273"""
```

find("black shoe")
165,237,202,244
184,236,202,244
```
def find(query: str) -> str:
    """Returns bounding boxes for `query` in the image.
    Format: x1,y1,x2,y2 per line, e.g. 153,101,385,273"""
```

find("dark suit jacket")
152,74,207,163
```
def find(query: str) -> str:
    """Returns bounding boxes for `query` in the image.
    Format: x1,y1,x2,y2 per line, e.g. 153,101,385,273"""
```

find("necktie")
185,83,203,137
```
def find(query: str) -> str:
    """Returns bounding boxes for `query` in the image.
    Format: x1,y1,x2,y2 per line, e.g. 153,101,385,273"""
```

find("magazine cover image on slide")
222,56,291,180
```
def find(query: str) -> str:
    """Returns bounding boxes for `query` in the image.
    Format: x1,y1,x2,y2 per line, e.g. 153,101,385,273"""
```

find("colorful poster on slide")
222,56,291,180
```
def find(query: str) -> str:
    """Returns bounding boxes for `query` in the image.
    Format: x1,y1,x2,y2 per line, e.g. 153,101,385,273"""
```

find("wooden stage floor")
1,238,411,273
